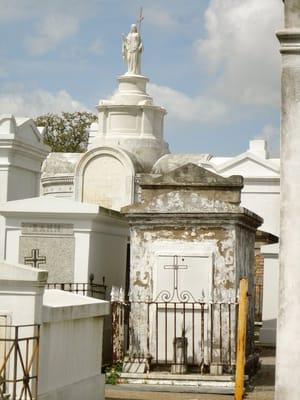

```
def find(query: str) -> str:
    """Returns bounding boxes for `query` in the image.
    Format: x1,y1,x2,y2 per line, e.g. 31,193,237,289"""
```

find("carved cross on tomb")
163,255,188,292
24,249,46,269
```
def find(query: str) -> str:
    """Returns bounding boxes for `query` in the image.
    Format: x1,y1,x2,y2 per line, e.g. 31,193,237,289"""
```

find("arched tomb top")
75,146,141,210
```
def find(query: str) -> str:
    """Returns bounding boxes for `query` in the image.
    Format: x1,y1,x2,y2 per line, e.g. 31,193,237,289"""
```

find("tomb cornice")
41,175,74,186
123,210,263,231
212,151,280,175
243,176,280,184
277,29,300,54
0,198,128,228
97,103,166,113
138,164,244,189
40,175,75,197
0,208,126,223
138,183,243,190
0,137,50,162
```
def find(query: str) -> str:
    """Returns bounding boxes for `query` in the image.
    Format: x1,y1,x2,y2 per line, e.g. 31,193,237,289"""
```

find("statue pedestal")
91,72,169,171
111,74,152,105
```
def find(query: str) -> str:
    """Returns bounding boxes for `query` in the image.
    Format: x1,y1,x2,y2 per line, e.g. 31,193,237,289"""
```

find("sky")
0,0,283,156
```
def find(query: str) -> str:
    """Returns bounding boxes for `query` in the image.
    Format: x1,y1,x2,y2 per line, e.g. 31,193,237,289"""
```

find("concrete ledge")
108,382,235,395
118,372,236,393
120,372,234,382
0,261,48,282
42,289,110,323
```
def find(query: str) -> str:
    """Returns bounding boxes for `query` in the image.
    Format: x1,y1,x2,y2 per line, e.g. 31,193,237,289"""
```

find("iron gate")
112,298,238,373
0,324,40,400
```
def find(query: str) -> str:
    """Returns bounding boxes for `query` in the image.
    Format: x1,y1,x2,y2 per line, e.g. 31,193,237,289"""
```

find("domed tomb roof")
152,154,213,174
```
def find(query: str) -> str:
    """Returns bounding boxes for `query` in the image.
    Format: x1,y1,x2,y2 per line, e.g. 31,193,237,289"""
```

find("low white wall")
0,262,48,398
0,262,47,325
39,290,110,400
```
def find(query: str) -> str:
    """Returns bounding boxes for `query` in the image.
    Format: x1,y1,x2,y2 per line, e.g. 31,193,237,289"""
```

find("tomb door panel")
153,252,213,302
148,250,213,365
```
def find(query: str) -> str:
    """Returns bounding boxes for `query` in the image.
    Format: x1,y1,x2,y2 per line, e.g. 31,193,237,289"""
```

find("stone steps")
119,372,236,394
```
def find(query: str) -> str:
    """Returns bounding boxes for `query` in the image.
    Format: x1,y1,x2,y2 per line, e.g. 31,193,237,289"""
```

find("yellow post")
234,278,248,400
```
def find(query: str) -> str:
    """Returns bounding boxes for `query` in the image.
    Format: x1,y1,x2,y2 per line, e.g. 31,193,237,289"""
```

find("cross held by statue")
24,248,46,269
136,7,144,32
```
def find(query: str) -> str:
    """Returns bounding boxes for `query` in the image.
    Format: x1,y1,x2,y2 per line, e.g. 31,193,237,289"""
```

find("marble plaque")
109,111,138,132
21,222,73,236
83,155,128,210
19,233,75,283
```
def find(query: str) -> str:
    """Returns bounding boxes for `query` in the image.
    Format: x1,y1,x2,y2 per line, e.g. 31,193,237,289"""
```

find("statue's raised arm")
122,24,143,75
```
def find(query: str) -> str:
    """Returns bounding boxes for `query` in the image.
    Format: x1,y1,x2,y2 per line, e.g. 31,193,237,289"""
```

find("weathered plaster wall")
138,189,241,214
130,225,237,302
128,224,239,365
284,0,300,28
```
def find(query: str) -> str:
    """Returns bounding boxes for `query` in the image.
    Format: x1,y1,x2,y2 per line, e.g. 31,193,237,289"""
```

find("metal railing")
45,282,106,300
112,299,238,373
254,283,263,323
0,324,40,400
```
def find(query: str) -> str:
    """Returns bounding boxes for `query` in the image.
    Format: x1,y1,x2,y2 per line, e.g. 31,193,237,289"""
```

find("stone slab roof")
152,154,213,174
43,289,110,322
140,163,244,189
0,261,48,282
0,196,125,222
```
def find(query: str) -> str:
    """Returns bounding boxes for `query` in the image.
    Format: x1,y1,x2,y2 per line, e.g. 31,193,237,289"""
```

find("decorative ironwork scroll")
154,255,202,303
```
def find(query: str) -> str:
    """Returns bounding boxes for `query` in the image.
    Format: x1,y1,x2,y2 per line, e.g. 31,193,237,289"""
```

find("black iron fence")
45,282,106,300
0,324,40,400
112,299,238,373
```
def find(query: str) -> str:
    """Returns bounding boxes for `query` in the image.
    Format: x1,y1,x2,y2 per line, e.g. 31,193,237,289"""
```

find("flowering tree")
35,112,97,152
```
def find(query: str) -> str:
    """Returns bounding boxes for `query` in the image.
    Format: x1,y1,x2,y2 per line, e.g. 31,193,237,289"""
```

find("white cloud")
89,38,104,56
143,6,180,32
0,88,87,118
148,83,227,123
26,14,79,55
195,0,282,108
144,0,283,128
0,0,96,22
0,1,100,55
256,123,280,156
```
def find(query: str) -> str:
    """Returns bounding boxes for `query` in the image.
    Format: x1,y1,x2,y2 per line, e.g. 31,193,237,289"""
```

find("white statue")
122,24,143,75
